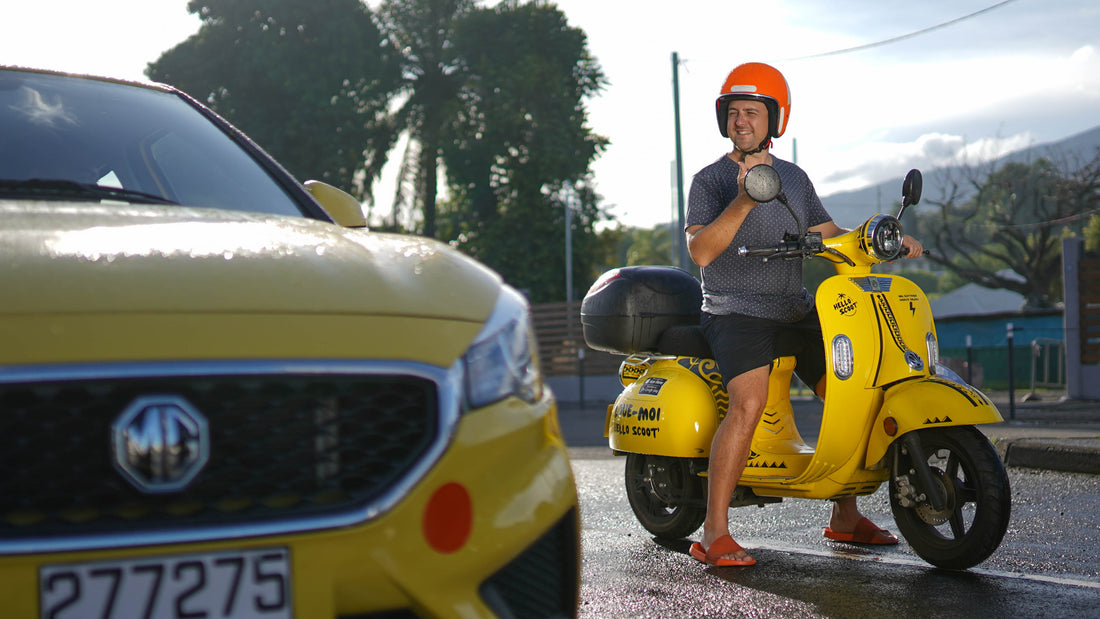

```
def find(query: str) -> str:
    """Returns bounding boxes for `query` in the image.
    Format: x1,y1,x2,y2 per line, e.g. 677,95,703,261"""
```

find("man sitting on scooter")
684,62,924,566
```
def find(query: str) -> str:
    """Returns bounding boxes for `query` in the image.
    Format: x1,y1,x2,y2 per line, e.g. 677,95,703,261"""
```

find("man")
685,62,923,566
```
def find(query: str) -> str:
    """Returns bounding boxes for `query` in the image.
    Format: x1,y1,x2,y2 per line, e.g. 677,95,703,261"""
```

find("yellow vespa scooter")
581,167,1011,570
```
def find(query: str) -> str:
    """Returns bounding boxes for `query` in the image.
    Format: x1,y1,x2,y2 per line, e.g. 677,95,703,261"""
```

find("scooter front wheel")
624,453,707,539
889,426,1011,570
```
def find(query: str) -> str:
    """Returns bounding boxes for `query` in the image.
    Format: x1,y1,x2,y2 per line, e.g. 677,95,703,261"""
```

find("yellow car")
0,66,579,618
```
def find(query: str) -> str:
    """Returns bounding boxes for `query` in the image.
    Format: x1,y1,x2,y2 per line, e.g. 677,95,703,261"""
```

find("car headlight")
461,285,542,410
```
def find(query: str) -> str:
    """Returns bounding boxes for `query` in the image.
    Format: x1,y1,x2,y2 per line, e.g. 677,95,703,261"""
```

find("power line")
784,0,1019,61
996,207,1100,231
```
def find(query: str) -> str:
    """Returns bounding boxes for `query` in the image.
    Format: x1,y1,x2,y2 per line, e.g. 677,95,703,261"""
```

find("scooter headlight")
461,285,542,410
865,215,904,261
832,335,854,380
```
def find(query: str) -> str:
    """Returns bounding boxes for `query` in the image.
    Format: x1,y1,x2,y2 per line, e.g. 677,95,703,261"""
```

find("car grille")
0,370,440,546
481,509,579,619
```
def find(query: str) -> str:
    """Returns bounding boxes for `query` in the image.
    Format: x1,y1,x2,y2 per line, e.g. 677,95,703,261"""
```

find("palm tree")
372,0,473,238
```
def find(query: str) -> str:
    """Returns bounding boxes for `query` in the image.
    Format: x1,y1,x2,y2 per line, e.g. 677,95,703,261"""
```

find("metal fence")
530,301,621,377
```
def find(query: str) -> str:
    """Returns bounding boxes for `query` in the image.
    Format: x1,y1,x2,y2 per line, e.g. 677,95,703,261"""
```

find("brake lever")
823,247,856,266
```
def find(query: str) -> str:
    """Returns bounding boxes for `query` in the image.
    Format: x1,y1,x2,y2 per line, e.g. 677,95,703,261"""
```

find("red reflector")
884,417,898,437
423,482,472,554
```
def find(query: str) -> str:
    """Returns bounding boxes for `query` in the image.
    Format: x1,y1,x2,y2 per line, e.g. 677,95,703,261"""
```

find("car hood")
1,201,502,322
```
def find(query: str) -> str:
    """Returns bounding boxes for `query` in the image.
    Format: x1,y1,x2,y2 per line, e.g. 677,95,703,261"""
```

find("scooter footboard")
865,377,1004,467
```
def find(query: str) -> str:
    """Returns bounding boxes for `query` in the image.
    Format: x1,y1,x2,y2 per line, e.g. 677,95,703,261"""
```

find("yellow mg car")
0,66,579,618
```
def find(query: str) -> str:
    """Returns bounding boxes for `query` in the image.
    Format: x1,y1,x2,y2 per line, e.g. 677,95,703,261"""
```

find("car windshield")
0,69,307,217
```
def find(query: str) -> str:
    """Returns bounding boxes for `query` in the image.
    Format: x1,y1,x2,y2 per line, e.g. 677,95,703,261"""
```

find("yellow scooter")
581,167,1010,570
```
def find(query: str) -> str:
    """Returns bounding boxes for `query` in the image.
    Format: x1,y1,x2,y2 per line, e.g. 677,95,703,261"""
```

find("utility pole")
671,51,689,270
564,183,584,405
564,182,573,305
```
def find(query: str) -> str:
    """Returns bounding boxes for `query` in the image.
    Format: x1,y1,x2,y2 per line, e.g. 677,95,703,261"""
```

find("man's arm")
809,220,847,239
686,194,756,268
809,220,924,257
686,160,757,268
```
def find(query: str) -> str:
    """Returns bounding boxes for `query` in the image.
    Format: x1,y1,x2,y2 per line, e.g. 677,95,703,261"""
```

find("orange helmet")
715,62,791,146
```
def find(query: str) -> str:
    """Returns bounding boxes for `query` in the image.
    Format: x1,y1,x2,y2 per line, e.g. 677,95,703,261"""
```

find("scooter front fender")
607,357,724,458
865,377,1004,467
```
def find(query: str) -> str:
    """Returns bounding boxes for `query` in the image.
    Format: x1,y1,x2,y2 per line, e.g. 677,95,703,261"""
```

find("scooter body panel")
745,274,918,489
742,356,816,480
865,377,1004,467
818,274,936,389
607,357,723,458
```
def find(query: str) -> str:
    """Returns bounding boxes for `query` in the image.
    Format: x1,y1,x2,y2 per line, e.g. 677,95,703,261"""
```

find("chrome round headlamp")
865,214,904,261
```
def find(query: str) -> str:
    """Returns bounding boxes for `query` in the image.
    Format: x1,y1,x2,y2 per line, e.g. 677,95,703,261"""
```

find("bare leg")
814,377,897,540
830,496,868,530
700,365,769,563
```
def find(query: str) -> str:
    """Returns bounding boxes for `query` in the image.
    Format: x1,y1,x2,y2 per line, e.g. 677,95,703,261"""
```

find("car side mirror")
305,180,367,228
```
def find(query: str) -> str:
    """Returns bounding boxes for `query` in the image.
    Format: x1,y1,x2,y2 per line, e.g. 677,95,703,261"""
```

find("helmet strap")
735,138,772,156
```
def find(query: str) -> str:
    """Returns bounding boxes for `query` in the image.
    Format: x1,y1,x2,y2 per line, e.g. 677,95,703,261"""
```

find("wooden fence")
1080,256,1100,364
530,301,623,377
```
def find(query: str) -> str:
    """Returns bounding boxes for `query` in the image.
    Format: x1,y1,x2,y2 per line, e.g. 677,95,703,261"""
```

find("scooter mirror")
744,164,782,204
902,169,922,207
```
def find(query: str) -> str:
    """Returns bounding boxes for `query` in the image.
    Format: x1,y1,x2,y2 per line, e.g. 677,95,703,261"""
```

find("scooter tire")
624,453,707,539
889,426,1011,570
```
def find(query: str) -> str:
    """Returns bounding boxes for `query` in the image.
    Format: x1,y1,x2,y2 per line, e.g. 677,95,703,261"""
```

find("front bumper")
0,390,579,618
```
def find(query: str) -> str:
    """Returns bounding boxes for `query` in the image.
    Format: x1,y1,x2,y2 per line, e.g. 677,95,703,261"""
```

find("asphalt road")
570,455,1100,618
561,396,1100,617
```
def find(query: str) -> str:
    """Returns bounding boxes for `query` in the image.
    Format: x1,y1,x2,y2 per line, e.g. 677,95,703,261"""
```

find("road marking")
747,539,1100,589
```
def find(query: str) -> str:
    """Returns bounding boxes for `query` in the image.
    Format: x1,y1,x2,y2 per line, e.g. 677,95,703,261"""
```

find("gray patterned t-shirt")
686,155,832,321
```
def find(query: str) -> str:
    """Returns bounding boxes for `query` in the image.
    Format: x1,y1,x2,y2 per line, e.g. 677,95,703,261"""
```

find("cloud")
817,132,1036,196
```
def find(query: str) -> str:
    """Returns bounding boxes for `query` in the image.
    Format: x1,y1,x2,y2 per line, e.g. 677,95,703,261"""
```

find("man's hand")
902,235,924,257
731,159,757,211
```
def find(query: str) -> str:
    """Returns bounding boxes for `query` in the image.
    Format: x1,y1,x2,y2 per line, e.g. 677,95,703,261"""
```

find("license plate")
39,547,292,619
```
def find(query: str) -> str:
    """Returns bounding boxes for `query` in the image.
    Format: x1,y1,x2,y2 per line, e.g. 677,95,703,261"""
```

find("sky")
5,0,1099,230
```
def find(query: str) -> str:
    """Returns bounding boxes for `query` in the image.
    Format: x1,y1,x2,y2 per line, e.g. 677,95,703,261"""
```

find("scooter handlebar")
737,240,802,259
738,233,824,260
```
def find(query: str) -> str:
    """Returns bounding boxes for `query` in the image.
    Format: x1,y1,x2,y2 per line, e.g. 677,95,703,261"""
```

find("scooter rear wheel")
889,426,1011,570
624,453,707,539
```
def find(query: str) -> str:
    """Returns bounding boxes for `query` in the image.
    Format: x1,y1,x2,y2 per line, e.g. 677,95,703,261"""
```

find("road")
569,453,1100,618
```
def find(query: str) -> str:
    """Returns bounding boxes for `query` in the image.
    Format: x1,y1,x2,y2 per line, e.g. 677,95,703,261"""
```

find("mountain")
820,126,1100,228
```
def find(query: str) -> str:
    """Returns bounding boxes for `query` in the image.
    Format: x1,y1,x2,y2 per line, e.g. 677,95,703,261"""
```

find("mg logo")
112,395,210,494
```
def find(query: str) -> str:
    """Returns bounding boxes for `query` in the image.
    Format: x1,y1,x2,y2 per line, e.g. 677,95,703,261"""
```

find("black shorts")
701,309,827,389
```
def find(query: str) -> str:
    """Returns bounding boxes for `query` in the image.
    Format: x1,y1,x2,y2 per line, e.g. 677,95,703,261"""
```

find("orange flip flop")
689,534,756,566
823,516,899,545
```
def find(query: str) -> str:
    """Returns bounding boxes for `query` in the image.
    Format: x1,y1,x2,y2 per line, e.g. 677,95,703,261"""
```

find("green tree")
427,0,608,301
373,0,473,237
148,0,611,301
147,0,401,195
914,153,1100,308
1085,214,1100,252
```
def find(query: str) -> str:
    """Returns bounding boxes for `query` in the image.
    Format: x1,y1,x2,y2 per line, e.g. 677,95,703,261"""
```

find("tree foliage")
1086,214,1100,252
373,0,473,237
147,0,401,196
431,0,608,301
147,0,611,302
912,152,1100,308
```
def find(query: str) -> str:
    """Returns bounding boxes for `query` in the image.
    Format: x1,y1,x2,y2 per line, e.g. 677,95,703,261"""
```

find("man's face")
726,100,769,152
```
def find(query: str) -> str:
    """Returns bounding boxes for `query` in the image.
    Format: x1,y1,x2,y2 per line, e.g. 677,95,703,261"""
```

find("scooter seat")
657,324,713,359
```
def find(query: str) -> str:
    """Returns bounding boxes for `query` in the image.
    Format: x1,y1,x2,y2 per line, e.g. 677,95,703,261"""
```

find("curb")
994,437,1100,475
